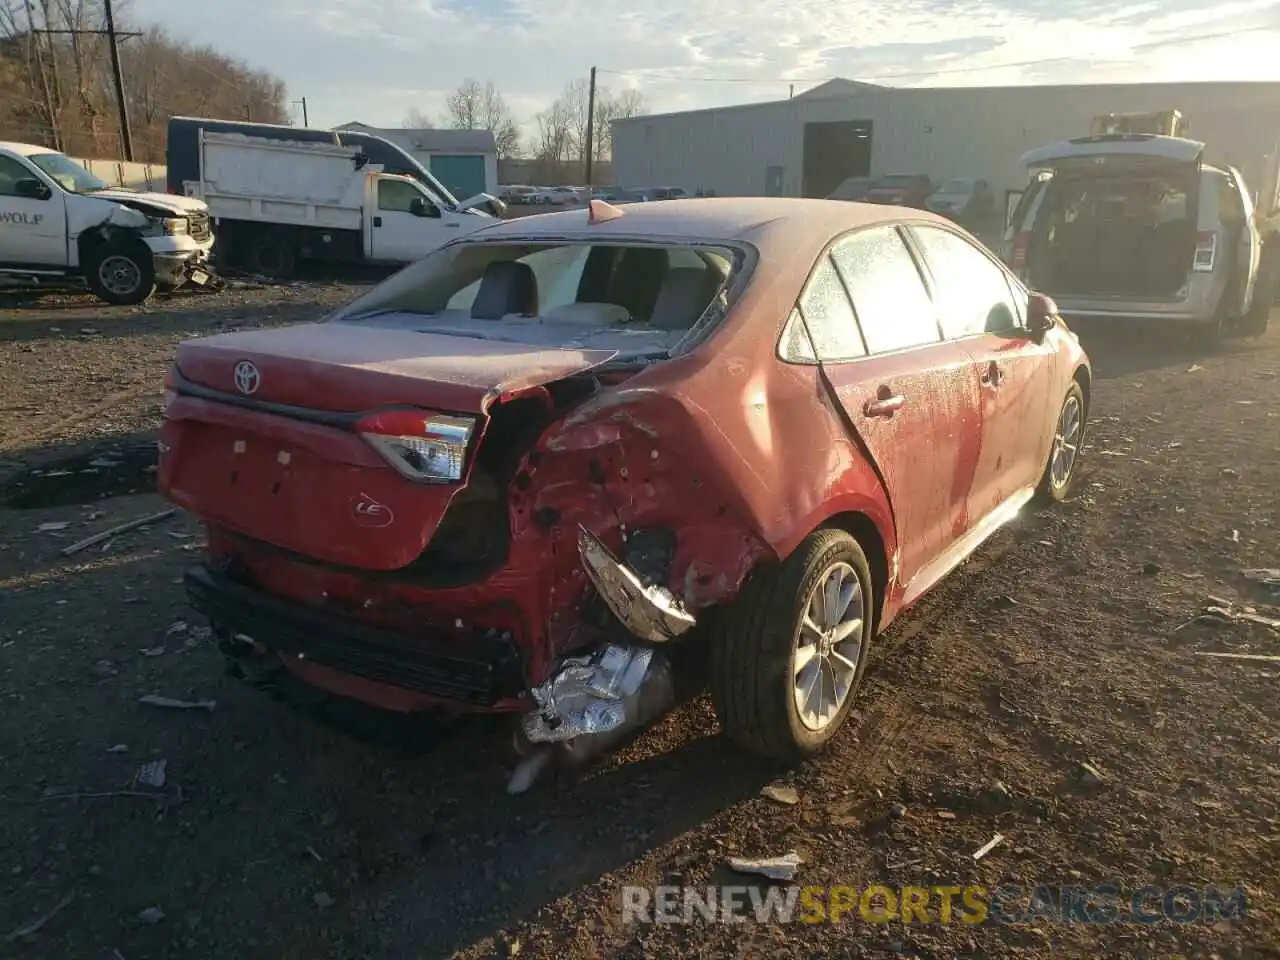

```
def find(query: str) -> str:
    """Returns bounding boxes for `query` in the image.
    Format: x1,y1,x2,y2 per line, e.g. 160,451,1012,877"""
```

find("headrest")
471,261,538,320
649,267,720,330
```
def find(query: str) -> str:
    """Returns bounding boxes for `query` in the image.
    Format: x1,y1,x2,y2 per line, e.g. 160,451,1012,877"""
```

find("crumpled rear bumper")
185,564,527,709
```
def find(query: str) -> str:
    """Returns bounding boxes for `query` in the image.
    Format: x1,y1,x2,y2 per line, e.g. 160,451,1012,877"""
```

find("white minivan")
0,141,215,305
1005,134,1265,340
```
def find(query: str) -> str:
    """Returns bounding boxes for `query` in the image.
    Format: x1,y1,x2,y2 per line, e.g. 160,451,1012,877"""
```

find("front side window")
832,227,940,354
910,226,1021,338
0,156,38,197
378,179,431,214
26,153,107,193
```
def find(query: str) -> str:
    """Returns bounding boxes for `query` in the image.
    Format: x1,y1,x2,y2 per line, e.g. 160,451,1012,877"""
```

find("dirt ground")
0,284,1278,960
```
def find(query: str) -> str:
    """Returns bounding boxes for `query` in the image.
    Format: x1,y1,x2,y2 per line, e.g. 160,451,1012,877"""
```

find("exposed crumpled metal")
577,525,696,643
523,644,656,744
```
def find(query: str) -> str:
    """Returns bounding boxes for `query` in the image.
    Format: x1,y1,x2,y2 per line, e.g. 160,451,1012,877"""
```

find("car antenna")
588,198,624,225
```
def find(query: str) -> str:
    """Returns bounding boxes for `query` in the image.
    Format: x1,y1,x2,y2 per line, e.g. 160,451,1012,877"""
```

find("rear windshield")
335,240,745,361
941,179,972,192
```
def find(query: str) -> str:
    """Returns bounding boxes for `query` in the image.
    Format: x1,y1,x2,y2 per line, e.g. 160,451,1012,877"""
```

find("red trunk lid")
159,322,616,570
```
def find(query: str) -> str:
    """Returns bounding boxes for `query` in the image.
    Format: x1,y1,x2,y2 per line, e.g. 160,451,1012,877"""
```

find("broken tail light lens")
1193,231,1217,273
357,409,476,483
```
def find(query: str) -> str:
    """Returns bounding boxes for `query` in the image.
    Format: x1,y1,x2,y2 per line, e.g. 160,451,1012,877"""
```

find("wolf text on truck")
157,197,1090,792
166,117,505,280
0,141,215,305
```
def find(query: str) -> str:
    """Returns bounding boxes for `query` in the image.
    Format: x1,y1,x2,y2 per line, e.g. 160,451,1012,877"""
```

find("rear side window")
910,226,1021,338
793,256,865,361
832,227,940,354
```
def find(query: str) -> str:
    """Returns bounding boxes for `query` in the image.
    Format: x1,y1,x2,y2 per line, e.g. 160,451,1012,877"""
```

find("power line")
596,22,1276,86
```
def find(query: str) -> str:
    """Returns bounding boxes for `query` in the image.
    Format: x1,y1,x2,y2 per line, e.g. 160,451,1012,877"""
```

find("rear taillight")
163,367,177,411
1193,231,1217,272
1010,231,1031,270
356,409,477,483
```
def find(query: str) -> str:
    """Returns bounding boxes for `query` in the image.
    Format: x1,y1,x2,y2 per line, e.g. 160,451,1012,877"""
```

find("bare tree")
530,96,573,165
403,106,433,128
591,88,647,163
0,2,288,160
445,77,521,159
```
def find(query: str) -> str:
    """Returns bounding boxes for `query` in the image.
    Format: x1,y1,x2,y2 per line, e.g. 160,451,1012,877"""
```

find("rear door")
1222,166,1261,312
813,225,982,592
907,224,1055,522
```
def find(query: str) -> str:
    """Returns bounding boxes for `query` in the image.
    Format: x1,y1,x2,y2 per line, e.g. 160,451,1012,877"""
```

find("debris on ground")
313,892,336,909
972,834,1005,862
37,521,70,532
889,802,908,819
1242,568,1280,598
760,784,800,806
136,906,164,925
1176,602,1280,632
1080,762,1107,786
135,759,167,789
4,891,74,942
106,744,128,753
726,852,803,882
60,508,176,556
138,695,216,712
1194,652,1280,662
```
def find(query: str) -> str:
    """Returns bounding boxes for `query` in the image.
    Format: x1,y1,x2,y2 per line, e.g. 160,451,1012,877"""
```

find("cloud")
129,0,1280,133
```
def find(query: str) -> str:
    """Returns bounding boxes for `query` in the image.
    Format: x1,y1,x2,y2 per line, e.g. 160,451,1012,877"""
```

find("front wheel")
1035,381,1086,504
86,243,156,306
709,528,874,761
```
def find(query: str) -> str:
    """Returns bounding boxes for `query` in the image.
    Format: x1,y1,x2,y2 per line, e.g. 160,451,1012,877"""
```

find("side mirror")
409,197,438,218
1026,292,1058,340
15,178,51,200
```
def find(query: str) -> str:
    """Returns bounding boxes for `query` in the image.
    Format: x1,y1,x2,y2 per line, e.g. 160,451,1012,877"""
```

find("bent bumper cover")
577,526,696,643
184,565,526,707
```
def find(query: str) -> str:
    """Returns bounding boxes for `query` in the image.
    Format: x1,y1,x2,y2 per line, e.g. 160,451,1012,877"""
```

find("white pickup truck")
180,131,501,278
0,141,216,305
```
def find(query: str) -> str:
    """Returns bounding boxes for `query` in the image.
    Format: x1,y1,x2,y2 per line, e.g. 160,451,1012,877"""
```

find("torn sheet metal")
577,525,696,643
522,643,672,745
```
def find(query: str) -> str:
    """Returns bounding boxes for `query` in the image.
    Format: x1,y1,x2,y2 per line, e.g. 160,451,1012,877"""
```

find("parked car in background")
864,174,934,208
926,178,995,225
499,185,538,205
1008,134,1267,340
827,176,876,202
533,186,586,206
159,196,1090,786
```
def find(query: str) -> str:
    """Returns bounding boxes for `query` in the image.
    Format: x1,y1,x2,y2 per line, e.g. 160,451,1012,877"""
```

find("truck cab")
0,141,216,304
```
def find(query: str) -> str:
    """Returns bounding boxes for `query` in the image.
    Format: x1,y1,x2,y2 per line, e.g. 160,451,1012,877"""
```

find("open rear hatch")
1019,135,1205,300
159,322,615,570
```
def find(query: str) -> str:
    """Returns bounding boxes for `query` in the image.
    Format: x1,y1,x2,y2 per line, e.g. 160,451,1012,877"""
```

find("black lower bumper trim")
184,565,526,707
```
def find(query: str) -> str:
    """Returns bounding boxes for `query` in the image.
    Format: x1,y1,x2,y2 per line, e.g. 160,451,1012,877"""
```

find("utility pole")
103,0,133,161
292,97,309,127
583,66,597,187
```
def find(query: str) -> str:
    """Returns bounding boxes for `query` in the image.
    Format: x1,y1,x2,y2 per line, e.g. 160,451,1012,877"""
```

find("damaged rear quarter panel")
516,314,898,656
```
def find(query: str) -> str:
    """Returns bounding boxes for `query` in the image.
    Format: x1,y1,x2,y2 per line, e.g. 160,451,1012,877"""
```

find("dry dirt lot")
0,286,1278,960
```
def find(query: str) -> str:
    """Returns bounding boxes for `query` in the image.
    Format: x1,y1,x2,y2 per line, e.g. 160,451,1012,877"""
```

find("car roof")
467,196,957,252
0,141,57,157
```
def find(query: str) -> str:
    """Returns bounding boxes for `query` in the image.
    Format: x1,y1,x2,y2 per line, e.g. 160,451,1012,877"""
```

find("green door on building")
429,154,487,200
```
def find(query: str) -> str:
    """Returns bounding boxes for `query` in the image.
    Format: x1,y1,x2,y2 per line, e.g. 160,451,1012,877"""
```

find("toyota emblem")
233,360,260,395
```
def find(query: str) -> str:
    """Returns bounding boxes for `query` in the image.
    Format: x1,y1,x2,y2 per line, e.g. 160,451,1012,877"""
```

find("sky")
129,0,1280,133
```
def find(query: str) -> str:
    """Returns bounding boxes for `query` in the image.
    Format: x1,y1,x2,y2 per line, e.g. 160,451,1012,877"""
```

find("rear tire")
85,242,156,306
1035,381,1086,505
709,528,874,761
244,231,296,280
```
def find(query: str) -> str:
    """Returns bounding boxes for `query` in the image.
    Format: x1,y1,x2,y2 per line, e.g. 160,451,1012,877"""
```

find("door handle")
446,222,460,228
372,216,383,228
980,361,1003,387
863,391,906,419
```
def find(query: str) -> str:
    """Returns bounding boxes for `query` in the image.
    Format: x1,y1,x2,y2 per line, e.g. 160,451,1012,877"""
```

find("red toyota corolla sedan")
157,197,1090,781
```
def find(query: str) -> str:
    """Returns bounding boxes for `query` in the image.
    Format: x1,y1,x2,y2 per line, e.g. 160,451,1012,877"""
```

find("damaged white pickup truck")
0,141,216,305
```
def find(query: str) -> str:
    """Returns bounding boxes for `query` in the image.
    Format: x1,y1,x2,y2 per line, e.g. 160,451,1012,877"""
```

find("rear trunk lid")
160,322,616,570
1020,134,1205,180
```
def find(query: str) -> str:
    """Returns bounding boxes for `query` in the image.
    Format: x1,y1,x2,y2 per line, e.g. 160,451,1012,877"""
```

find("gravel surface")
1,286,1278,959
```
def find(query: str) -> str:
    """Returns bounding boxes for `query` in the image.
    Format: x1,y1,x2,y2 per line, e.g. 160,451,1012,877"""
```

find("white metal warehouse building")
611,79,1280,206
